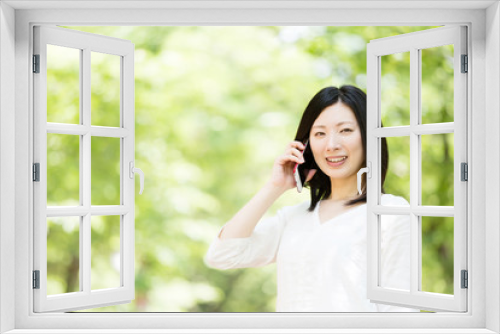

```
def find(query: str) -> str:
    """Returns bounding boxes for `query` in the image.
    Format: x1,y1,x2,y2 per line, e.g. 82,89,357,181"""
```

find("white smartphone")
293,140,309,193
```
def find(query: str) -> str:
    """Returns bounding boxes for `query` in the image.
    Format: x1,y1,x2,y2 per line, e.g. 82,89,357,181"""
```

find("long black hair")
294,85,388,212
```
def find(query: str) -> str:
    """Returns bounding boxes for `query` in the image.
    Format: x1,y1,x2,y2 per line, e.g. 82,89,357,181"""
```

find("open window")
30,22,467,318
32,24,469,314
366,25,467,312
33,25,139,312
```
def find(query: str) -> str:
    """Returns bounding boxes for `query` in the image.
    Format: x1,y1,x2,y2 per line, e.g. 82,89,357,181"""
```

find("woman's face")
309,102,364,182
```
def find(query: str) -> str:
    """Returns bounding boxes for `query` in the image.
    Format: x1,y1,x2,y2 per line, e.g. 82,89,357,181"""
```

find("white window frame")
33,25,136,313
1,1,499,333
366,26,468,312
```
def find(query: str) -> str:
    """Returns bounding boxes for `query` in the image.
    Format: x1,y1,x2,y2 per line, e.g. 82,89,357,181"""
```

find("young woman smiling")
205,86,419,313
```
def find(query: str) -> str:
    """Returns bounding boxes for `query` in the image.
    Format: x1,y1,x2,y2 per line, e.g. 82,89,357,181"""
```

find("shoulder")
277,200,313,223
276,200,315,229
381,194,409,206
279,200,311,216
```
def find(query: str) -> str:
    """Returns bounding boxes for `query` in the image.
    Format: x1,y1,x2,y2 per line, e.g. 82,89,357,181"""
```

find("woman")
205,85,419,312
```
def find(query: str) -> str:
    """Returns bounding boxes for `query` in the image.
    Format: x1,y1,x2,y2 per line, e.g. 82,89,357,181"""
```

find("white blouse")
205,194,420,312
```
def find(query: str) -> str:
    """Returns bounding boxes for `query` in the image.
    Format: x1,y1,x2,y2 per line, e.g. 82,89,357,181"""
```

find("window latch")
357,162,371,195
129,161,145,195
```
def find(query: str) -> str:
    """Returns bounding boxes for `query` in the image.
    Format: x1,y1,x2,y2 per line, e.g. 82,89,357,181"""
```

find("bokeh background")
44,26,455,312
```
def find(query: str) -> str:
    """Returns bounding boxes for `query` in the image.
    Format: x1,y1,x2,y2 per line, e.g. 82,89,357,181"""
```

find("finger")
278,153,303,166
305,169,317,182
288,141,306,151
286,148,305,161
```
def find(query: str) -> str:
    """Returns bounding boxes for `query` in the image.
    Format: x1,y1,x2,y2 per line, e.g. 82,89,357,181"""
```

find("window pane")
47,134,80,206
421,44,454,124
381,136,410,205
381,51,410,127
47,216,80,295
421,133,454,206
91,52,121,127
47,45,80,124
91,215,121,290
421,216,454,295
379,214,411,292
91,137,121,205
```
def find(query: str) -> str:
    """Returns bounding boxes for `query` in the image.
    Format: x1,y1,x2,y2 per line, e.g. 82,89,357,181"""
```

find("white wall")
486,2,500,333
1,3,497,332
0,2,16,334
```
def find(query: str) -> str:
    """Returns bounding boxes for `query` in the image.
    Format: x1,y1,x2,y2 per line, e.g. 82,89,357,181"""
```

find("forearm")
219,182,287,239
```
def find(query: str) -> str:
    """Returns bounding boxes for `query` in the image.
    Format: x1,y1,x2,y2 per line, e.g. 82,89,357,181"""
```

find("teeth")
327,157,347,163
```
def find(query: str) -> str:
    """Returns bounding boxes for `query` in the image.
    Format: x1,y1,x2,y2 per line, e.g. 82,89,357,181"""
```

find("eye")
341,128,353,133
314,132,326,137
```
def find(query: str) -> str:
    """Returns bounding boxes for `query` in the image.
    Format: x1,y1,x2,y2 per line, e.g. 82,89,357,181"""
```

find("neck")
327,174,359,201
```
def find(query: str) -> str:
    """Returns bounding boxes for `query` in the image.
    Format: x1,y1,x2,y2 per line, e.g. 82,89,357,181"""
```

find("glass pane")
379,214,411,291
47,44,80,124
421,216,454,295
91,137,121,205
91,52,121,127
421,44,454,124
47,134,80,206
421,134,454,206
381,51,410,127
91,215,121,290
381,136,410,205
47,216,80,295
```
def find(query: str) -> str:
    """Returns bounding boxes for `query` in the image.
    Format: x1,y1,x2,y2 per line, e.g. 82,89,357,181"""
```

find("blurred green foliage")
90,215,121,290
91,136,121,205
91,52,121,127
381,51,411,127
47,217,80,295
45,25,455,313
47,44,80,124
47,133,79,206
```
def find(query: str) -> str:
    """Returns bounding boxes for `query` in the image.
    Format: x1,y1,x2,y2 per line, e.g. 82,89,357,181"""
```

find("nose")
326,133,342,151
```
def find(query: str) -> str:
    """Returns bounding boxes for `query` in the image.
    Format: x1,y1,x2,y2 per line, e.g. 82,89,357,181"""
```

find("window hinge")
461,162,468,181
33,163,40,182
461,54,468,73
461,270,468,289
33,54,40,73
33,270,40,289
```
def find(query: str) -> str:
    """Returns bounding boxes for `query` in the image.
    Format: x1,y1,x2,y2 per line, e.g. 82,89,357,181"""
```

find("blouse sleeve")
204,209,286,270
376,201,420,312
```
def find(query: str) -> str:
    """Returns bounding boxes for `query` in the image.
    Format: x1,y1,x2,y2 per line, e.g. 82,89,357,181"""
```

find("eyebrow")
312,121,354,129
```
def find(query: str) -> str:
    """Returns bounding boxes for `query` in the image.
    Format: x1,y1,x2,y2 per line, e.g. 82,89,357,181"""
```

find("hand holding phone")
293,140,309,193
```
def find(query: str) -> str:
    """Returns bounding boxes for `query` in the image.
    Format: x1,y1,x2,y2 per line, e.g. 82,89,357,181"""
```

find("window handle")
129,161,145,195
357,162,371,195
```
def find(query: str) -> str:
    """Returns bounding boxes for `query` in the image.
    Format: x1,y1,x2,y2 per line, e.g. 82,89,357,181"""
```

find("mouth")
325,156,348,167
326,156,347,163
